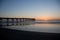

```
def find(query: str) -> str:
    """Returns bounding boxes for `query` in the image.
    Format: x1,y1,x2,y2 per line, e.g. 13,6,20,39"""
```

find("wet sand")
0,28,60,40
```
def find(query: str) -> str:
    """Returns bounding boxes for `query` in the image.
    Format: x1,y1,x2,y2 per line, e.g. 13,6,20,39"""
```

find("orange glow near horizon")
39,17,50,20
36,17,60,20
36,17,49,20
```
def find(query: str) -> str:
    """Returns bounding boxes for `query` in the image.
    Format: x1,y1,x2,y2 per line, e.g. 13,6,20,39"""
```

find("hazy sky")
0,0,60,19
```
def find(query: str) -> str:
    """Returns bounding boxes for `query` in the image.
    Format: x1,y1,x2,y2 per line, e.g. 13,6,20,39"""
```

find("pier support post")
0,18,2,26
16,19,18,25
12,18,14,25
6,18,9,26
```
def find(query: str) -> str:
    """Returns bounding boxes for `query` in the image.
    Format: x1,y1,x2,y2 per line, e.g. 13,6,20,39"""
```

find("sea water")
1,20,60,33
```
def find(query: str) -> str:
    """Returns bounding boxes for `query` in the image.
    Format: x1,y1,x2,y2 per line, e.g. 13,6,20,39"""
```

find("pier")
0,17,35,26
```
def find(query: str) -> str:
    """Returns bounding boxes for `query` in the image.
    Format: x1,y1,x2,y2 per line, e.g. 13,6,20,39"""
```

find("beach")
0,27,60,40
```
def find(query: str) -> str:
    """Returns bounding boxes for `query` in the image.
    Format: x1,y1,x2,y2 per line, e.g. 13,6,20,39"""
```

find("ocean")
1,20,60,33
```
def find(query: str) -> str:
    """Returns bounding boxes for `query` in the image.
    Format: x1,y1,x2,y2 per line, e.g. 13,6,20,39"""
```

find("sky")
0,0,60,20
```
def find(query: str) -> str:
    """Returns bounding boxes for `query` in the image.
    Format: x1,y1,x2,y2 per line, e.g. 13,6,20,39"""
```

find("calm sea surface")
1,21,60,33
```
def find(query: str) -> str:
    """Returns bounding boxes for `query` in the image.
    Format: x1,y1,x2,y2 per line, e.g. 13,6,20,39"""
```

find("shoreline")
0,28,60,40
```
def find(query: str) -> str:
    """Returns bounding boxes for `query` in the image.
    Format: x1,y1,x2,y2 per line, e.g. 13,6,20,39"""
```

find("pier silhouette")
0,17,35,26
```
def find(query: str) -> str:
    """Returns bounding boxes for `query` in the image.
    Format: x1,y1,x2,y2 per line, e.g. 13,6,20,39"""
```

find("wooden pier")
0,17,35,26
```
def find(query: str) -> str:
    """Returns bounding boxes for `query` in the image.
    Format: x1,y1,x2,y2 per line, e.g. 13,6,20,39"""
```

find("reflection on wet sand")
0,21,60,26
0,21,60,33
0,22,35,26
